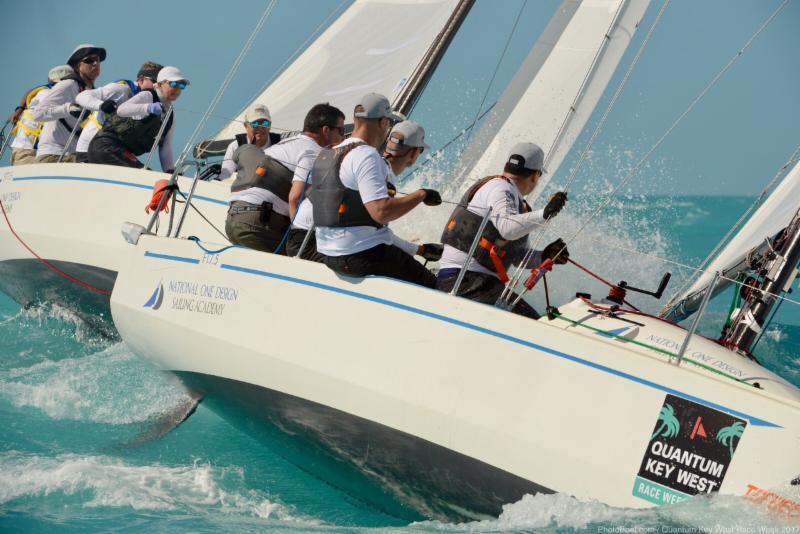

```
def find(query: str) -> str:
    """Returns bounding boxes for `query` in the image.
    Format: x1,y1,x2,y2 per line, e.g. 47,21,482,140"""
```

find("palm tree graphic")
651,404,680,440
716,421,745,457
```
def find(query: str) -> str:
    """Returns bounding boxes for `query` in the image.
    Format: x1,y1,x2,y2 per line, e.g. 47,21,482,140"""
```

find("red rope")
0,198,111,296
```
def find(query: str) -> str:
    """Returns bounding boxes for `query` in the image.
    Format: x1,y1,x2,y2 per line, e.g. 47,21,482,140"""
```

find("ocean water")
1,195,799,533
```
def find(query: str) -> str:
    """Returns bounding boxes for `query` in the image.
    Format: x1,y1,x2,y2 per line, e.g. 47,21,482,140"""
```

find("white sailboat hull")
0,163,228,332
110,235,800,519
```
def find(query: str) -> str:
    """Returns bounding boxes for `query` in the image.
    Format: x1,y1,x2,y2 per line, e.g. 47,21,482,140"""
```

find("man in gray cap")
312,93,442,287
437,142,569,318
218,102,283,180
33,44,106,162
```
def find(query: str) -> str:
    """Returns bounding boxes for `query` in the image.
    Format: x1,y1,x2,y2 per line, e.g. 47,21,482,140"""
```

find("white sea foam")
0,452,308,523
0,342,189,424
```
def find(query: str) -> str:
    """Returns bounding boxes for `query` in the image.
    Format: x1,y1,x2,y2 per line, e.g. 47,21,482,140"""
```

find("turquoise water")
1,196,799,532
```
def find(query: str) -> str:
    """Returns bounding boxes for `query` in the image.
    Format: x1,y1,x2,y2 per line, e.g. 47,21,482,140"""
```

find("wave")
0,342,190,424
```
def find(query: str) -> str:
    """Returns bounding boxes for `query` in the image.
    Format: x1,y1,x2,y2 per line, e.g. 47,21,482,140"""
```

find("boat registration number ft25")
632,394,746,505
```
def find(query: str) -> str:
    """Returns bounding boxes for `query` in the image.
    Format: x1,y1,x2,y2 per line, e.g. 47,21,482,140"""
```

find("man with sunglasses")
218,103,283,181
74,61,163,163
32,44,105,163
225,103,346,253
312,93,442,288
88,66,188,172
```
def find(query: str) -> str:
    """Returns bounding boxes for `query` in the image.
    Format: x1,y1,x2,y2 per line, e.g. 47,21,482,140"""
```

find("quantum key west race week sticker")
633,394,747,505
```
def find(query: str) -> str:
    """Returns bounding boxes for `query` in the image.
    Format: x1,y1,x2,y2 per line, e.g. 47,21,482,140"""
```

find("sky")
1,0,798,196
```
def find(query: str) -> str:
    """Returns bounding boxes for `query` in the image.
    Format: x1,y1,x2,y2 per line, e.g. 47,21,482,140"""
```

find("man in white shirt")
87,66,188,172
437,142,569,318
226,103,345,253
217,103,283,181
74,61,163,162
33,44,105,163
313,93,442,288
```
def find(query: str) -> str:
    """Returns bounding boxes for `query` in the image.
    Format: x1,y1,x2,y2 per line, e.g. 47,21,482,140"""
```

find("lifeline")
650,441,724,478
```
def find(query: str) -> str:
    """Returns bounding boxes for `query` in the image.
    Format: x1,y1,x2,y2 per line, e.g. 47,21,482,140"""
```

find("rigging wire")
547,0,790,286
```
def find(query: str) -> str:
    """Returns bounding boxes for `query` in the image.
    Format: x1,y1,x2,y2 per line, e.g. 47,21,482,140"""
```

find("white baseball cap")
354,93,404,122
244,103,271,123
157,66,190,85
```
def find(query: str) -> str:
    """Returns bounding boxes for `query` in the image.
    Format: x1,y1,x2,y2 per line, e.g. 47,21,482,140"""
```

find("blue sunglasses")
168,81,187,90
249,119,271,128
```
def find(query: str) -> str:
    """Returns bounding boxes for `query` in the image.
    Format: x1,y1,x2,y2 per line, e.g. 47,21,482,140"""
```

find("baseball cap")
67,44,107,67
387,120,430,152
48,65,75,83
354,93,404,122
157,66,190,85
244,103,271,123
506,142,547,174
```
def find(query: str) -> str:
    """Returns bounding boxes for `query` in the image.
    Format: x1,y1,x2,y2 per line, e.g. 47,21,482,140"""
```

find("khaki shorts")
11,149,37,166
35,153,78,163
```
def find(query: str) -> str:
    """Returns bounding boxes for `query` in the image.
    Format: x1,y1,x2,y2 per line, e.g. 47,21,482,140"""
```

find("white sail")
449,0,650,197
664,160,800,321
216,0,461,138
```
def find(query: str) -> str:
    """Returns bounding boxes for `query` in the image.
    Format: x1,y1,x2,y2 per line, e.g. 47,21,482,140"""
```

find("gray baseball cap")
507,142,547,173
388,120,430,151
354,93,404,121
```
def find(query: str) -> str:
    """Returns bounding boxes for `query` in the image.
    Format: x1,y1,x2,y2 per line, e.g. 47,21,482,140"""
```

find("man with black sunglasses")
88,66,188,172
218,103,282,181
32,44,105,163
74,61,163,163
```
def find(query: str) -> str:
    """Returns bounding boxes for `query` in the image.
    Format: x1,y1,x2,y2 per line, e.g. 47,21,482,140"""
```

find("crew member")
381,120,443,264
226,103,345,253
437,142,569,318
217,103,283,180
285,103,347,261
88,66,188,172
312,93,441,287
74,61,163,163
9,65,74,166
33,44,106,163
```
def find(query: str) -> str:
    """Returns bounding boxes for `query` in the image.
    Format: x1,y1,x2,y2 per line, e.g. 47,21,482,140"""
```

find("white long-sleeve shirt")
440,177,546,277
31,79,84,158
115,88,175,171
75,80,137,153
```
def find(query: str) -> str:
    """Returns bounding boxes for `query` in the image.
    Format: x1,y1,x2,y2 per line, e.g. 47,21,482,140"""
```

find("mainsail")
215,0,466,139
662,160,800,322
448,0,651,197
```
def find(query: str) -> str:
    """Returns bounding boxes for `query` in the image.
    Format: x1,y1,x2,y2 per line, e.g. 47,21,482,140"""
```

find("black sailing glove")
543,191,568,219
421,188,442,206
100,99,118,114
543,238,570,265
419,243,444,262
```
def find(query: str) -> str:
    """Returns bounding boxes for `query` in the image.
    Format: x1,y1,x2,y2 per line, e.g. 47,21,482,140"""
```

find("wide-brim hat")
67,44,107,67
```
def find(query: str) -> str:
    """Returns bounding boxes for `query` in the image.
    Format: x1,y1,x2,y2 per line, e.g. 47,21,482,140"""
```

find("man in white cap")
217,103,283,180
88,65,188,172
226,103,346,253
74,61,163,163
9,65,74,165
33,44,106,162
311,93,442,287
437,142,569,318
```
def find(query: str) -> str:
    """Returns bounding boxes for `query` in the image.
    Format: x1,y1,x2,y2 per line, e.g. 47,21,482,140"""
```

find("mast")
724,208,800,354
391,0,475,117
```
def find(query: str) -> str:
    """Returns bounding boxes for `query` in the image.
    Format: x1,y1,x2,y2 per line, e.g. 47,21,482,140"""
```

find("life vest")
10,83,53,145
229,143,295,201
311,141,383,229
233,131,283,149
440,176,532,283
103,89,173,155
53,73,89,136
85,79,139,130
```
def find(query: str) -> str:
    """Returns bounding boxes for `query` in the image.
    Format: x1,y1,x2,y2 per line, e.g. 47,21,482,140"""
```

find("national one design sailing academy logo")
632,394,747,506
143,280,164,310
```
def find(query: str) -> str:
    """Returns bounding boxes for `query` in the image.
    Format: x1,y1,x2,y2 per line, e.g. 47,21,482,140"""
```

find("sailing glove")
147,102,163,115
100,99,118,114
419,243,444,262
543,238,569,265
387,182,397,197
421,188,442,206
67,104,83,118
543,191,568,219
